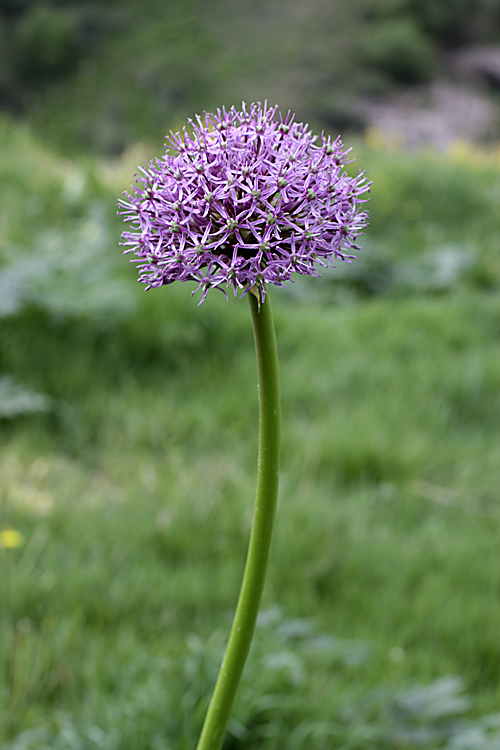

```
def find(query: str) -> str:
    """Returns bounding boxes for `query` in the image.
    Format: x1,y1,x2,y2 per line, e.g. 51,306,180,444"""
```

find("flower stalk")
118,100,369,750
195,291,281,750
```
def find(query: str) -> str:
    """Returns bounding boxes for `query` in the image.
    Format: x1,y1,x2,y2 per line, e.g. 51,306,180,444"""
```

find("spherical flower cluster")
119,102,370,303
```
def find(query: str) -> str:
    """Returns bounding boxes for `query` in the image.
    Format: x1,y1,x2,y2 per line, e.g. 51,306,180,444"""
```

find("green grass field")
2,119,500,748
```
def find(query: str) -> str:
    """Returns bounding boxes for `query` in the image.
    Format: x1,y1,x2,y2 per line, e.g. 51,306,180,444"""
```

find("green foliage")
0,0,216,152
0,378,51,419
14,5,80,82
4,611,500,750
359,0,500,87
0,204,134,320
2,0,500,152
0,1,108,114
363,0,500,46
361,19,436,85
406,0,500,45
3,120,500,747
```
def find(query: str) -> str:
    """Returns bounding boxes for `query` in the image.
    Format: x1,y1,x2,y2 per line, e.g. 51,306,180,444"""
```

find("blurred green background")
2,1,500,748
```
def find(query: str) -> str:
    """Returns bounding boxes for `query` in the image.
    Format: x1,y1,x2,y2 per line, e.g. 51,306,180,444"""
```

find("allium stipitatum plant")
119,102,370,303
118,102,370,750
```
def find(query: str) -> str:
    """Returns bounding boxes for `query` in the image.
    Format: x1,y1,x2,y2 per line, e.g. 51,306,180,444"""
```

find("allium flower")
119,102,370,303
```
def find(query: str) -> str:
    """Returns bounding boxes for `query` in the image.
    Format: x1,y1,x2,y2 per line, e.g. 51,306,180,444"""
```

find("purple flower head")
118,102,370,303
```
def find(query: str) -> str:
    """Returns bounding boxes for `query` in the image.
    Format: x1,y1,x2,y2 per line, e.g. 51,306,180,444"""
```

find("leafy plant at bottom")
4,610,500,750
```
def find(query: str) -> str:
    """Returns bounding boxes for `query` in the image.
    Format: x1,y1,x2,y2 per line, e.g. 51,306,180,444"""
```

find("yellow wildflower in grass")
0,528,24,548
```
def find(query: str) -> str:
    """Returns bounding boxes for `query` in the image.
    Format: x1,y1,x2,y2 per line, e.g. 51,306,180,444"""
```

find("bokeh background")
4,0,500,153
3,1,500,748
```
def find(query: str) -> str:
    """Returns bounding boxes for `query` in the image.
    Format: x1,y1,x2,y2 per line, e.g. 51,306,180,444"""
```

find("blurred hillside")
2,0,500,154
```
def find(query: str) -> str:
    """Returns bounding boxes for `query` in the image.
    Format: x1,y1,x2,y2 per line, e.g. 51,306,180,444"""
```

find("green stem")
195,291,281,750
